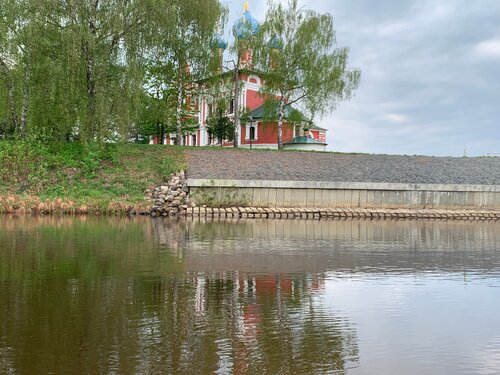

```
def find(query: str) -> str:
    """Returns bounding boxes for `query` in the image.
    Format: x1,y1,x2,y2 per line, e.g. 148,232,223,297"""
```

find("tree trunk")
20,70,29,136
160,123,165,145
0,58,19,134
277,99,285,149
233,56,241,148
86,56,96,139
175,77,184,145
175,71,183,146
84,11,98,142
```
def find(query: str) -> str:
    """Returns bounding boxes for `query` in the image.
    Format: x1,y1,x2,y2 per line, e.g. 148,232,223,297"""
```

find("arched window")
245,122,258,141
248,75,261,85
249,126,256,140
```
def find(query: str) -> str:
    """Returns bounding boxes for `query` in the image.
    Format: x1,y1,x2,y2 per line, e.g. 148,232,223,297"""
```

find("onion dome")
232,1,260,39
211,33,228,50
269,36,284,50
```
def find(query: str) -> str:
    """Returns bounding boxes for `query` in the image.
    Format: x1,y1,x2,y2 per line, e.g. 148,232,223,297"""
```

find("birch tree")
256,0,361,149
145,0,225,145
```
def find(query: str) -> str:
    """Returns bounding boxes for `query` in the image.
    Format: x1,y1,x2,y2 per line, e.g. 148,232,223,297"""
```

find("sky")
226,0,500,156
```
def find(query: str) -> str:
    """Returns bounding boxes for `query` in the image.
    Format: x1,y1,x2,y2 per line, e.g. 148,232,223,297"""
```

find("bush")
0,140,50,193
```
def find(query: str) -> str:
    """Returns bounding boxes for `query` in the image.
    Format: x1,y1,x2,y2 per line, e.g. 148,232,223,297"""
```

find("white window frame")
245,122,258,141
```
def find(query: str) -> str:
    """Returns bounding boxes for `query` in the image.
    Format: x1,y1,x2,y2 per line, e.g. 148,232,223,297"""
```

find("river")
1,216,499,374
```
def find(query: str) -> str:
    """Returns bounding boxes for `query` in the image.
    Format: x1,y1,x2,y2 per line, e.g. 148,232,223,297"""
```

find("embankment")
0,141,185,214
187,149,500,212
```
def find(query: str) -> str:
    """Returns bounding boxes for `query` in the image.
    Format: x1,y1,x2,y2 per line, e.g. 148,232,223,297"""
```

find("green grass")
0,141,186,213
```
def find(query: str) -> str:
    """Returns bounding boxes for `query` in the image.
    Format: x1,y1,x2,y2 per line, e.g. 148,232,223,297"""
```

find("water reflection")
0,216,499,374
153,218,500,274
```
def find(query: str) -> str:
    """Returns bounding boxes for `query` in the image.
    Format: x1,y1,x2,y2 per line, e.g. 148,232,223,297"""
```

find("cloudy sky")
226,0,500,156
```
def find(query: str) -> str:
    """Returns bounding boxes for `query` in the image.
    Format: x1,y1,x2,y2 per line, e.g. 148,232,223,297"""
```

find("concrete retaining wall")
188,179,500,210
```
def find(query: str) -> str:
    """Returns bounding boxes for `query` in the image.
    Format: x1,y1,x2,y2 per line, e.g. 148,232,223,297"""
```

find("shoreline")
1,200,499,221
184,207,500,221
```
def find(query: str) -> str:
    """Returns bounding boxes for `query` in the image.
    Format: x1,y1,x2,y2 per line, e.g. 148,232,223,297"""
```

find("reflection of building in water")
151,218,500,274
144,218,500,373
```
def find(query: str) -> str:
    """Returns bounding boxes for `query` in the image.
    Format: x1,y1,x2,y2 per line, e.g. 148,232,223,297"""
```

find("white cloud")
475,38,500,59
382,113,408,124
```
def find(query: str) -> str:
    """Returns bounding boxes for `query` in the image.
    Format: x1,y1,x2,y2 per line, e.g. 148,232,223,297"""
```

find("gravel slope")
187,149,500,185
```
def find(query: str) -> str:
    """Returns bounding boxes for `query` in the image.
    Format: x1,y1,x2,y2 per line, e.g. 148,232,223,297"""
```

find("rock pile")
145,171,195,217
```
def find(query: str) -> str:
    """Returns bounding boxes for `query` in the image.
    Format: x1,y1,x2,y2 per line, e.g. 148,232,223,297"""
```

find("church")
154,1,327,150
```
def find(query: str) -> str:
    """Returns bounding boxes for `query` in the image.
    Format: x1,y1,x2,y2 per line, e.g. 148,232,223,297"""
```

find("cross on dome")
233,0,260,39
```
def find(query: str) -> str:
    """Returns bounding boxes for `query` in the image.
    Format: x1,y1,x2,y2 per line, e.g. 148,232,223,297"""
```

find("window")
248,75,261,85
246,122,258,141
249,126,256,140
192,134,197,146
229,99,235,114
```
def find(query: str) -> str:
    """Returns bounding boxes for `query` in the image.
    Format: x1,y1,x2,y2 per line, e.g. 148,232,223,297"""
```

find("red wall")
246,89,265,111
310,130,326,142
240,122,295,145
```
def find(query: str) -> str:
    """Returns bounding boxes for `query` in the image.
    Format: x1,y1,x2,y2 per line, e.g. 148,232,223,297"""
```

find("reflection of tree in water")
149,218,360,373
0,217,361,374
164,272,358,374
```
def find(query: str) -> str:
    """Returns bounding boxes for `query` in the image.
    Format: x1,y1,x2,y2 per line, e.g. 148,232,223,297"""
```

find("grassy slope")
0,141,185,214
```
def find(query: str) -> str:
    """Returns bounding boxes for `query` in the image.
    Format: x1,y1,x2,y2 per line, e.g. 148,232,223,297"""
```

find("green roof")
245,103,308,122
245,103,327,133
307,123,327,131
284,136,326,145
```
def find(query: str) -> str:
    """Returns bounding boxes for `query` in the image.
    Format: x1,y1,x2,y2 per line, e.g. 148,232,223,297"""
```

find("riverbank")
2,143,500,217
0,141,185,214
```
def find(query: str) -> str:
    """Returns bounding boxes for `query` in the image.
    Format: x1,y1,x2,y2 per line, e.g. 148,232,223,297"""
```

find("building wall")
283,143,326,152
246,89,265,110
310,130,326,143
241,122,295,146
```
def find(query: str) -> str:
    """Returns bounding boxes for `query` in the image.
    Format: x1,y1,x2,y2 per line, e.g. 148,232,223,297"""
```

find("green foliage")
0,139,50,193
206,106,234,145
0,0,227,144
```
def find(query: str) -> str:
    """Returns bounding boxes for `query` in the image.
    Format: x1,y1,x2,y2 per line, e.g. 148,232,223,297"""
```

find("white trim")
245,122,259,141
243,81,261,92
239,144,278,149
247,74,261,85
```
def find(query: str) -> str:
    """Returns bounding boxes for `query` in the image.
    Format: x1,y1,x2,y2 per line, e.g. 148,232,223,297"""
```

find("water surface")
1,216,499,374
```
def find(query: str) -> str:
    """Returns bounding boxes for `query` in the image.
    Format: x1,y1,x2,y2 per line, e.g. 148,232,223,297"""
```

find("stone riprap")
145,171,195,217
186,207,500,221
187,149,500,185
